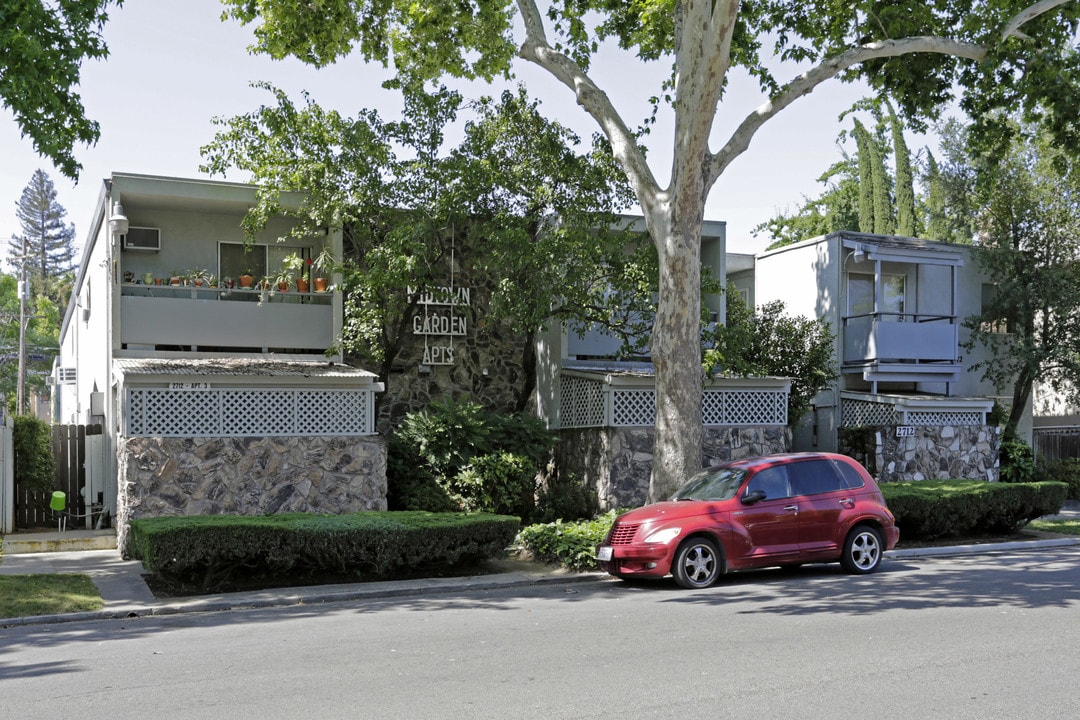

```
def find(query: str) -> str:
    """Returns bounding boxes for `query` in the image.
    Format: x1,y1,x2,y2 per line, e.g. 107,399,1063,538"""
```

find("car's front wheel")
672,537,722,589
841,525,883,574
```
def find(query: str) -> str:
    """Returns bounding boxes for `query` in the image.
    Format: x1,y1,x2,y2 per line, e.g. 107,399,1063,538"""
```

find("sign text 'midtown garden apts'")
409,285,471,366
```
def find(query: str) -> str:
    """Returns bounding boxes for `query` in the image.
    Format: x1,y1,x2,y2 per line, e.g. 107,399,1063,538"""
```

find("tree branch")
708,36,986,183
514,0,663,215
708,0,1075,186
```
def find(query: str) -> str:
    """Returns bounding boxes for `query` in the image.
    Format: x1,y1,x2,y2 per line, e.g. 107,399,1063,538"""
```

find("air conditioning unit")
121,227,160,252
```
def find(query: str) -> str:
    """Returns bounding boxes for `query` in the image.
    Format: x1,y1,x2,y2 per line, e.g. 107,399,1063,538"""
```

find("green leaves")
704,291,836,427
221,0,516,81
0,0,119,179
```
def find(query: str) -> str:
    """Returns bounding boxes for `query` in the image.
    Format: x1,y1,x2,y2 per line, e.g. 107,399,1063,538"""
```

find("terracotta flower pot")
296,278,310,293
238,274,254,288
314,277,328,292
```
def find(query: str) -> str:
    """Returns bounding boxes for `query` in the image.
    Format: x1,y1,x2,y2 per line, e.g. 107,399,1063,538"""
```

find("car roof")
719,452,851,472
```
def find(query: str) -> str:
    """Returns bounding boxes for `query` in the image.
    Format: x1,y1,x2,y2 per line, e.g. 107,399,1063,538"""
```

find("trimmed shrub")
881,480,1067,540
128,511,521,593
1040,458,1080,500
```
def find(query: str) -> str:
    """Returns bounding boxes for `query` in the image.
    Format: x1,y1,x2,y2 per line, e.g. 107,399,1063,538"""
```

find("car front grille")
608,523,640,545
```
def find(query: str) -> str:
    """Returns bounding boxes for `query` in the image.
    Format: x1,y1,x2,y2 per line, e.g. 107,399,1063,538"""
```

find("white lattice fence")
560,374,788,428
841,399,898,427
705,390,788,426
904,411,983,426
560,375,606,428
125,388,375,437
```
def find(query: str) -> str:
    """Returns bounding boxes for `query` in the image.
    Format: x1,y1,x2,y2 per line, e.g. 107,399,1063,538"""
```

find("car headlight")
644,527,682,544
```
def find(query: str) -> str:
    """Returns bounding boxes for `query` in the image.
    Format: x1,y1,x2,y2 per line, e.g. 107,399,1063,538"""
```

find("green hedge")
881,480,1067,540
128,512,521,592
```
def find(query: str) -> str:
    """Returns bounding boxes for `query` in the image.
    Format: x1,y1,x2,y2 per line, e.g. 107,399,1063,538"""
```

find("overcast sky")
1,1,935,266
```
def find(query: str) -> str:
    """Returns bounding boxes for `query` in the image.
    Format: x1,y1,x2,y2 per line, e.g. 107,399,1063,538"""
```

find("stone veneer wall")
839,425,1001,483
556,426,790,509
116,435,387,552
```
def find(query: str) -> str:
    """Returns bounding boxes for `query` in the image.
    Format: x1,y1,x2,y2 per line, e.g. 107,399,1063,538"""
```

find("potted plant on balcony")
281,252,308,292
311,246,336,292
189,268,210,287
238,269,255,288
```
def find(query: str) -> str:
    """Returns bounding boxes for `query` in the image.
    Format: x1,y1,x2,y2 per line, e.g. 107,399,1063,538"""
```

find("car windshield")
670,467,747,501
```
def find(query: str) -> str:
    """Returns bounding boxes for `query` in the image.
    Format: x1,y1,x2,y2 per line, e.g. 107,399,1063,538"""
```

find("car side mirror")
742,489,767,505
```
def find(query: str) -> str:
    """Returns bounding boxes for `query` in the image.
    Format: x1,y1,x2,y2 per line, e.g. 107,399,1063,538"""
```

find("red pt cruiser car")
597,452,900,588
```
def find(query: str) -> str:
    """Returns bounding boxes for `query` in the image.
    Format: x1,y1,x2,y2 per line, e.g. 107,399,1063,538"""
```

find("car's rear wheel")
672,537,722,589
841,525,883,574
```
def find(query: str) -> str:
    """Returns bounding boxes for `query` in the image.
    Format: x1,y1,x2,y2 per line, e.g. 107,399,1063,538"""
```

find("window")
848,273,906,321
745,466,791,500
833,459,867,490
789,459,844,496
219,242,267,282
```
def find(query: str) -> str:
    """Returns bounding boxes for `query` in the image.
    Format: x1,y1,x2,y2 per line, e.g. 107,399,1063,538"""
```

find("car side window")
790,459,845,496
833,459,867,490
746,466,791,500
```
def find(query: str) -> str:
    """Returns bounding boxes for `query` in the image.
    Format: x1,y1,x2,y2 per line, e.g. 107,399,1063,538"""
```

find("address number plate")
169,382,211,390
896,426,916,437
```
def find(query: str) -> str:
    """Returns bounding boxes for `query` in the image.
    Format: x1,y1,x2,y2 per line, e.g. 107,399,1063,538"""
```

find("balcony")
842,312,961,384
118,284,334,353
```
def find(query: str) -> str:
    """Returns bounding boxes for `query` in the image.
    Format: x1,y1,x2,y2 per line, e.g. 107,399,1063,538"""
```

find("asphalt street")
2,545,1079,719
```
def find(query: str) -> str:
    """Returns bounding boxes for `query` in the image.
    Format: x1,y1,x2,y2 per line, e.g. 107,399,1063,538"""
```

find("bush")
532,474,599,524
449,452,536,518
387,399,557,518
13,415,54,497
881,479,1067,540
128,511,521,593
516,511,620,572
999,438,1037,483
1040,458,1080,500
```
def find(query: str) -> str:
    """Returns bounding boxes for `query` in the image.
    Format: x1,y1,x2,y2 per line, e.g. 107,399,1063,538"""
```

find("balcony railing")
119,284,333,352
842,312,958,366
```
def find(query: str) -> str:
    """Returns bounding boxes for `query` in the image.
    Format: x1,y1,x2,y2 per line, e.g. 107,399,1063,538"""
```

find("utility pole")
16,234,28,415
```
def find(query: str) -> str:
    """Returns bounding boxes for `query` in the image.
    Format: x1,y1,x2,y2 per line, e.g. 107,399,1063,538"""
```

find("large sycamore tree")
222,0,1080,500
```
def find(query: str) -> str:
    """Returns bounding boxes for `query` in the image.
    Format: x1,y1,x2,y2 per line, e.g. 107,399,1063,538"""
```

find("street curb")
0,569,606,629
886,536,1080,559
4,538,1078,629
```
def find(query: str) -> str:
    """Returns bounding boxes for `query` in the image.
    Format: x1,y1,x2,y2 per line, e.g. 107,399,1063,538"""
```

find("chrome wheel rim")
850,531,881,570
681,544,717,586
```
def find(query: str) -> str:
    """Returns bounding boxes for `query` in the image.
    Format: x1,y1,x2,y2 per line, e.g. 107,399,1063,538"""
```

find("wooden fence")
11,424,103,530
1033,427,1080,464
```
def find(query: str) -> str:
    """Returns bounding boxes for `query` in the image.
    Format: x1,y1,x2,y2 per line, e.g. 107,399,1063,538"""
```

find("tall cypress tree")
887,101,917,237
853,120,876,233
9,170,77,305
866,124,894,235
925,151,948,241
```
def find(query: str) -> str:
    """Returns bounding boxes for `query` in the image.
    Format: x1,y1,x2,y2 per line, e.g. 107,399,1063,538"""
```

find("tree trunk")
515,330,538,413
646,210,704,502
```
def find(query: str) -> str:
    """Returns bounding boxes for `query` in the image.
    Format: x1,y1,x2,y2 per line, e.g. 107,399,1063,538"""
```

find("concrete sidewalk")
2,500,1077,628
0,549,597,628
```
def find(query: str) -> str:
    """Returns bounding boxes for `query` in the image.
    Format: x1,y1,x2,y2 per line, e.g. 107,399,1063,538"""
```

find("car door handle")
839,498,855,508
783,504,799,513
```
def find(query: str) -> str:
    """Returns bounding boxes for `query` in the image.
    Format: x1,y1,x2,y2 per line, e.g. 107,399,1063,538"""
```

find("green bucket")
49,491,66,512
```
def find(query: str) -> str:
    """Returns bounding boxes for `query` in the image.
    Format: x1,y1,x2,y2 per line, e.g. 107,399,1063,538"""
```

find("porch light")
853,245,866,262
109,202,129,236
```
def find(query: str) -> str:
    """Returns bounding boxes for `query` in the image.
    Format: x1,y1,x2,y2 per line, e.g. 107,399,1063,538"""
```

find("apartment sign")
410,285,471,366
